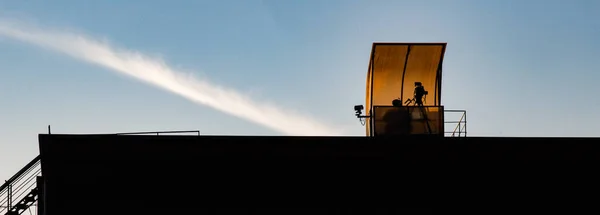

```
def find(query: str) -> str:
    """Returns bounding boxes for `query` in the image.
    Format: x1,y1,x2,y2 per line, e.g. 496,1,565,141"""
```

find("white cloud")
0,19,343,136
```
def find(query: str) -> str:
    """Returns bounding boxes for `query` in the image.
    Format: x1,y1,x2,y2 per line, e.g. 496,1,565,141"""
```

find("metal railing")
444,110,467,137
115,130,200,136
0,155,41,215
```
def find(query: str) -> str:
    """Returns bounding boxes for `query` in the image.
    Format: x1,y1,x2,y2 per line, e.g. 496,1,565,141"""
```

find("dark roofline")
37,134,600,140
372,42,447,46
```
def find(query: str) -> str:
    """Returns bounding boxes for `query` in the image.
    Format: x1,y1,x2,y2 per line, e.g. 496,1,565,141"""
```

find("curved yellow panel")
365,43,446,136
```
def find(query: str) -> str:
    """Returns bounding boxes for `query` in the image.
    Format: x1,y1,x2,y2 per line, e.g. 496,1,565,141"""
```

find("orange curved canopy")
365,43,447,135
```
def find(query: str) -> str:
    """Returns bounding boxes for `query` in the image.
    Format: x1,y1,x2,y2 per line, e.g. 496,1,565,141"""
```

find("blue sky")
1,0,599,178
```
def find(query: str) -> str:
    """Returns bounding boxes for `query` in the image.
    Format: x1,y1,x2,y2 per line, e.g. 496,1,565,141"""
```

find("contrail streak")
0,19,342,136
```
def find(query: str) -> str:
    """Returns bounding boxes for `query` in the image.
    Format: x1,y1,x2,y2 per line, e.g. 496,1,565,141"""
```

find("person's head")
415,82,422,87
392,99,402,107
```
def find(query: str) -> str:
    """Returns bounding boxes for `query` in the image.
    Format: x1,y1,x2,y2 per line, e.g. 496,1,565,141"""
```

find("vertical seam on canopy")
400,45,412,102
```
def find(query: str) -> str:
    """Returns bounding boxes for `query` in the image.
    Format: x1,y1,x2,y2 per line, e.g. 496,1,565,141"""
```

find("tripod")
404,98,433,134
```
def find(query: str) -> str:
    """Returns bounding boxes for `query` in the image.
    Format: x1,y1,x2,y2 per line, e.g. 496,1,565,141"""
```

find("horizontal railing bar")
3,163,41,196
444,110,466,112
115,130,200,135
0,155,40,194
444,121,466,123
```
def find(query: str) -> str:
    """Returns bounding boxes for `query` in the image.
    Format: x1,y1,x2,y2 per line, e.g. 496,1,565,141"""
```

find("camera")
354,105,364,113
354,105,364,116
353,104,368,124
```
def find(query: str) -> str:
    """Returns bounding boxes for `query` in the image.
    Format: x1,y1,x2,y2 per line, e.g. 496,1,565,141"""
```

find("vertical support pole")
464,111,467,137
368,46,375,137
2,180,5,210
400,45,412,103
458,121,462,137
48,125,51,135
7,183,11,211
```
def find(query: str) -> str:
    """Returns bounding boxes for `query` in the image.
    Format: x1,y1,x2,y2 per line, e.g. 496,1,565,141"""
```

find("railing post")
458,121,462,137
7,182,11,211
464,111,467,137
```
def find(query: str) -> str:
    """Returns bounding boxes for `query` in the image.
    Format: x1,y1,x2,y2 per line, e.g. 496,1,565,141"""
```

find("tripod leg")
419,106,433,134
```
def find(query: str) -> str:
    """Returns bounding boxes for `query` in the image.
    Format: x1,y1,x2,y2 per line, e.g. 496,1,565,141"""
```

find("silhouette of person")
414,82,426,106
